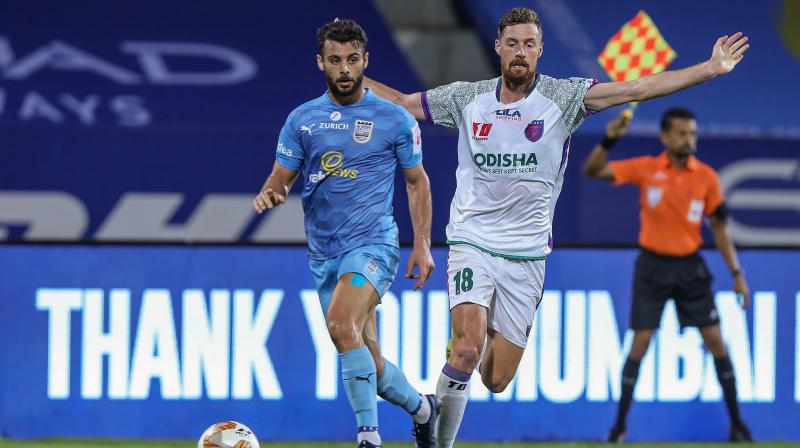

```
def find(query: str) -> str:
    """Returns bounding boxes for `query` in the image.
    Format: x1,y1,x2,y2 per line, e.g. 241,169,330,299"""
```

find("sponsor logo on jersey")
352,119,373,143
320,150,343,171
471,122,493,141
277,141,292,157
495,109,523,121
309,150,359,183
319,122,349,130
524,119,544,142
300,123,316,135
330,111,342,121
472,152,538,167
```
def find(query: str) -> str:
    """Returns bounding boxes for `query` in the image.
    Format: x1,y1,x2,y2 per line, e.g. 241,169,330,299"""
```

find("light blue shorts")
308,244,400,313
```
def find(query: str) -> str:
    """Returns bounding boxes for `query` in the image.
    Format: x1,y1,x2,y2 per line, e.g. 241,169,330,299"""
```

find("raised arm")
253,161,299,213
582,110,632,180
403,164,434,290
585,32,749,112
364,77,426,121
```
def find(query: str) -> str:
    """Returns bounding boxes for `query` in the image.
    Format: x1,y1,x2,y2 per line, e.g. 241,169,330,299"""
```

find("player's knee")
704,337,726,356
629,331,653,358
450,340,481,370
628,343,649,359
326,319,358,349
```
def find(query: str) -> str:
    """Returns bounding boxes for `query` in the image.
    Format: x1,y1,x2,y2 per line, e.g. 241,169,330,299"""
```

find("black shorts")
630,248,719,330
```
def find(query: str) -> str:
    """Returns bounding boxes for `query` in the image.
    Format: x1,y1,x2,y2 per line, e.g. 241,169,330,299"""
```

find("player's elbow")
405,168,430,191
628,79,650,102
383,91,411,108
394,91,418,108
393,93,410,107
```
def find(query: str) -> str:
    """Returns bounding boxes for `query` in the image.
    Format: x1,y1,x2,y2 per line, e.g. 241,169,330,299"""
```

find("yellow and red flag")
598,11,677,81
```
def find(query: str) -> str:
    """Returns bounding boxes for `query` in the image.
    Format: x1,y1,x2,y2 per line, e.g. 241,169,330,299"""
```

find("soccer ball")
197,421,260,448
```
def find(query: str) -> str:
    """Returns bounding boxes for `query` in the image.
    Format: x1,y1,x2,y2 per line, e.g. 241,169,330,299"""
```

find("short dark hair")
317,19,368,54
660,107,696,131
498,7,542,37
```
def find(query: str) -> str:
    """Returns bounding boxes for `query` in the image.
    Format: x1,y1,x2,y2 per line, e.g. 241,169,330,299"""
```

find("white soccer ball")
197,421,260,448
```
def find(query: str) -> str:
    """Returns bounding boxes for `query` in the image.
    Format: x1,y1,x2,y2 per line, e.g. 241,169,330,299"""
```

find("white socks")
436,364,472,448
412,393,432,424
357,426,381,446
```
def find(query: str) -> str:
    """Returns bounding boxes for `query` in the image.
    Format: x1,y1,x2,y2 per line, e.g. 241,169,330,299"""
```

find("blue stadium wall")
0,245,798,441
1,0,798,246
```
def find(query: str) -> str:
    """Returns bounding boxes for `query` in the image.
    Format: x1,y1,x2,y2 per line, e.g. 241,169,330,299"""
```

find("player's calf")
479,329,527,393
481,372,513,393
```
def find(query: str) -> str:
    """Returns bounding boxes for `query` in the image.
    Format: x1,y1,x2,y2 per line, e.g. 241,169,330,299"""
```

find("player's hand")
405,244,435,290
606,109,632,139
253,187,285,213
734,273,750,309
708,32,749,75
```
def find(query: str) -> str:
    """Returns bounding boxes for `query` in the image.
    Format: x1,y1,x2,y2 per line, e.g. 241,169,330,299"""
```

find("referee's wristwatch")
731,268,744,278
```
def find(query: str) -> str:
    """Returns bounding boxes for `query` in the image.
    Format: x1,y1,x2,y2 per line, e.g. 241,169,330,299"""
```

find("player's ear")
316,53,324,71
363,51,369,69
659,131,669,147
495,38,501,56
538,41,544,57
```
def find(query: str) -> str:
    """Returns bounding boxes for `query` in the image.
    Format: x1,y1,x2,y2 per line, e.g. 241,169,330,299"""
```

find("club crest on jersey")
366,259,378,274
353,119,374,144
524,119,544,142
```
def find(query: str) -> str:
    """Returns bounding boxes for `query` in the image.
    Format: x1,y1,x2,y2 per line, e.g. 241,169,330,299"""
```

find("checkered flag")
598,10,677,82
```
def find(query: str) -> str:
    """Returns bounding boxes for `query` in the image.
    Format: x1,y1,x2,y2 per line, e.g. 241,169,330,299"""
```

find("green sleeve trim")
446,240,548,261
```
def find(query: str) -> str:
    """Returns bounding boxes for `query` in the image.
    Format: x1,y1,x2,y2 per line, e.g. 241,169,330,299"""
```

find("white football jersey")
422,74,596,259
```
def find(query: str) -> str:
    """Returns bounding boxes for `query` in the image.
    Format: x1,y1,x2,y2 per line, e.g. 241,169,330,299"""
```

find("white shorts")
446,243,546,348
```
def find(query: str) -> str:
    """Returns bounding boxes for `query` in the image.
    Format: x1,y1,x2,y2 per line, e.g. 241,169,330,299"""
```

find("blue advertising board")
0,245,798,441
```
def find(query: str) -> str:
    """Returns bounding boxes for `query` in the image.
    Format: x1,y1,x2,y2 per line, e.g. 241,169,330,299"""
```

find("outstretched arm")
585,32,750,111
403,164,434,290
365,77,426,120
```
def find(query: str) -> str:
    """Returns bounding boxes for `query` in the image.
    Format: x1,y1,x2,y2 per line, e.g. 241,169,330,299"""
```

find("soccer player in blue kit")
252,20,439,448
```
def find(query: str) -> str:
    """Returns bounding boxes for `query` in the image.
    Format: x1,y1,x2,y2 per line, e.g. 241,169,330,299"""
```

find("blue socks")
377,358,423,414
342,349,426,443
341,346,378,428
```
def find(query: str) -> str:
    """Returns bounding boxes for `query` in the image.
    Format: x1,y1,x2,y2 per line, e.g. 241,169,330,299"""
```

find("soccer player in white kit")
366,7,749,446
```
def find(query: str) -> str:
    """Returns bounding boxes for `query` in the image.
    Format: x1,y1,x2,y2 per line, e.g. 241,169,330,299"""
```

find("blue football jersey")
275,90,423,260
